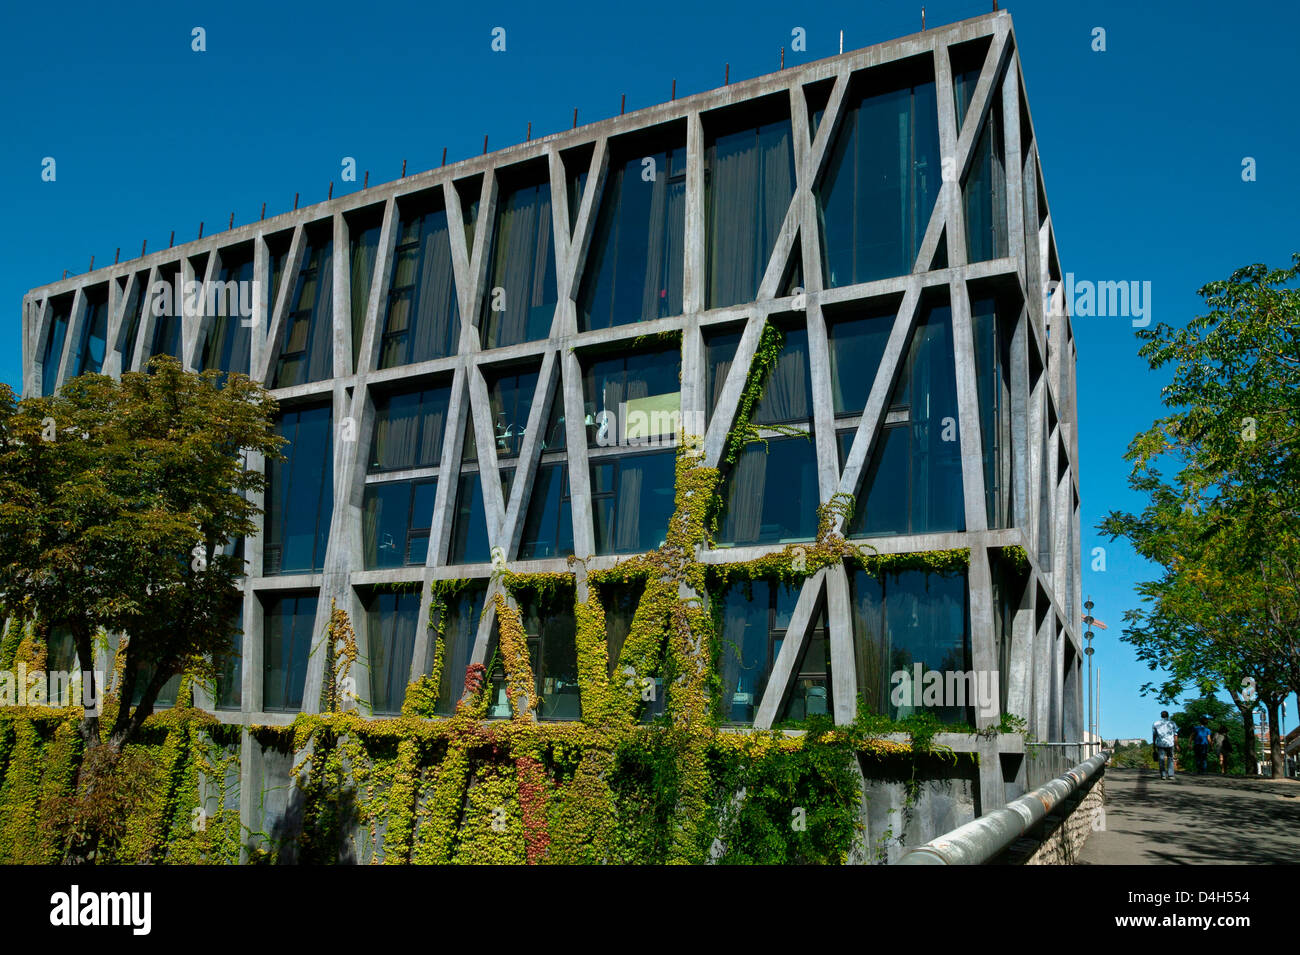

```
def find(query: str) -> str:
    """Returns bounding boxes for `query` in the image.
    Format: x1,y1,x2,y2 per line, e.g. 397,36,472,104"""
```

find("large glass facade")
480,178,557,348
827,304,894,416
349,220,382,370
578,145,685,329
365,590,420,715
972,293,1015,529
716,579,806,725
380,208,459,368
848,567,972,724
263,592,318,712
518,589,580,721
844,299,965,536
486,366,537,458
819,65,940,285
964,90,1008,263
751,326,811,425
117,272,151,370
272,237,334,388
264,404,334,575
147,264,182,363
215,622,243,710
40,299,71,394
706,115,796,308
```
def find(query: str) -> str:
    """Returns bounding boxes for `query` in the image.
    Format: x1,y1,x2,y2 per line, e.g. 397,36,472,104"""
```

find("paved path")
1078,767,1300,864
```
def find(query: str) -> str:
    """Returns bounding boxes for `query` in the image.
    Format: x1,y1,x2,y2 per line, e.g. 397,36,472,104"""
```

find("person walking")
1210,725,1226,773
1153,710,1178,780
1191,715,1212,773
1218,725,1234,774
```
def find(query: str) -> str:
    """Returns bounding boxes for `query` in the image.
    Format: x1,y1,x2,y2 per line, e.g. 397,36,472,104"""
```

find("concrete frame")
18,10,1082,817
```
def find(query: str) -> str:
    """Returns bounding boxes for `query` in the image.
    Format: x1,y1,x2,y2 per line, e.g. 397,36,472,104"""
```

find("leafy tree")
1101,254,1300,778
0,357,282,751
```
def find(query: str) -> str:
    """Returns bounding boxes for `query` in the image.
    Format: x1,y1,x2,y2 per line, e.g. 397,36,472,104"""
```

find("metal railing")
1026,741,1088,791
896,751,1109,865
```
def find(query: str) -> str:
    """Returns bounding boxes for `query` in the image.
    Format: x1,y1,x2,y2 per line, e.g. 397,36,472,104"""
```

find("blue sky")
2,0,1297,740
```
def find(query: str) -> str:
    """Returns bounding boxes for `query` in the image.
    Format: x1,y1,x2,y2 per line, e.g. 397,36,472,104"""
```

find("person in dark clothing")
1192,716,1213,774
1218,725,1234,773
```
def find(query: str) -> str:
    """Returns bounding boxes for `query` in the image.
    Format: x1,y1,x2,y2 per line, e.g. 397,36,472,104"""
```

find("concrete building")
19,10,1082,824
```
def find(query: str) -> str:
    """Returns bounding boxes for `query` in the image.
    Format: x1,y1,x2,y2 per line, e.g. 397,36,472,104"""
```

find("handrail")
895,751,1109,865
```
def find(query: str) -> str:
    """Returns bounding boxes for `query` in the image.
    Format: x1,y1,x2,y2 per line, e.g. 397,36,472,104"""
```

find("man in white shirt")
1152,710,1179,780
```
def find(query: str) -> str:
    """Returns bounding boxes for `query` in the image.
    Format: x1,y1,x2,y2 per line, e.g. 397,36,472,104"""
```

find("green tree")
1100,254,1300,778
0,357,282,751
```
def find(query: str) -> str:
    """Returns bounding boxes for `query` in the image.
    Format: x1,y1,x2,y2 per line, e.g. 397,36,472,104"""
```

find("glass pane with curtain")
583,346,681,447
598,580,646,679
264,404,334,575
118,273,150,370
776,609,832,724
449,472,491,564
272,239,335,387
819,74,939,286
704,328,741,423
481,180,557,348
263,593,318,711
215,622,243,710
363,481,413,569
370,384,450,472
752,326,812,425
971,294,1013,529
717,435,818,546
519,463,574,559
435,583,488,715
578,146,685,330
590,450,676,555
487,367,538,458
706,118,796,308
349,222,381,370
520,589,580,721
964,91,1008,263
380,210,459,368
200,252,255,380
827,306,894,416
848,302,964,536
366,590,420,715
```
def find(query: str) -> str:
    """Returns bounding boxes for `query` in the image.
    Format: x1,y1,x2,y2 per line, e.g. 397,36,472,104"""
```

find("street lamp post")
1083,598,1096,755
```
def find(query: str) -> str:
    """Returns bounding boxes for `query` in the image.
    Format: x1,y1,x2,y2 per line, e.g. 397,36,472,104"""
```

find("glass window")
264,404,334,575
380,210,460,368
480,179,557,348
578,146,685,329
819,70,939,286
706,117,796,308
369,384,450,472
704,328,742,421
215,622,243,710
486,367,538,458
717,435,818,546
519,463,574,559
590,450,676,555
972,294,1014,529
76,292,109,376
449,468,512,565
716,579,801,725
964,90,1008,263
362,479,436,568
519,588,580,722
147,265,183,363
752,326,812,425
776,608,832,724
272,238,335,388
435,583,488,716
583,346,681,448
365,590,420,715
848,568,971,723
200,251,255,379
117,272,150,370
349,221,382,370
262,592,318,712
827,305,894,416
843,301,965,537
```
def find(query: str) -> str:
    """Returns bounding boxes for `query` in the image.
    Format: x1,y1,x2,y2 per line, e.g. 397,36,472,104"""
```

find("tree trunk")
1265,698,1285,778
1236,701,1257,775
